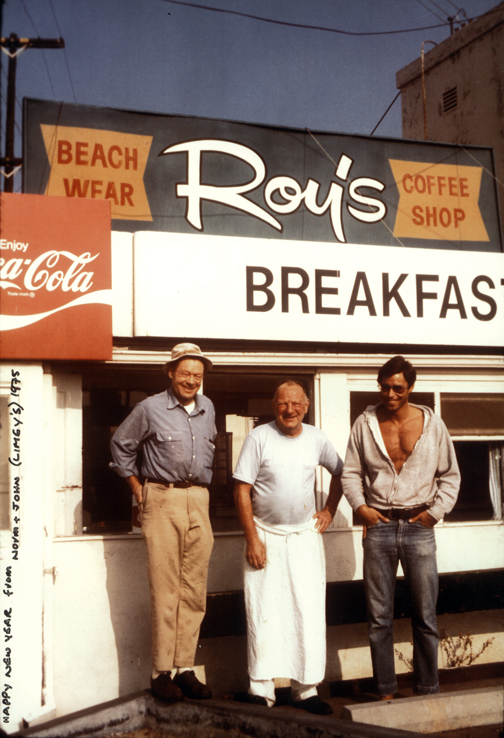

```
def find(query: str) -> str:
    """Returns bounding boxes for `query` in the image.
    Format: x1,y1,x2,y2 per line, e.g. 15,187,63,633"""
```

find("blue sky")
0,0,499,191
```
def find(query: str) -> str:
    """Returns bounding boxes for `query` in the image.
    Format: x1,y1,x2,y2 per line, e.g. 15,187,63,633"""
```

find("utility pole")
0,33,64,192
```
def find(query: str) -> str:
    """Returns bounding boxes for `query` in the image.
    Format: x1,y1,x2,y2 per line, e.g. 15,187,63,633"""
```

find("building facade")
1,100,503,732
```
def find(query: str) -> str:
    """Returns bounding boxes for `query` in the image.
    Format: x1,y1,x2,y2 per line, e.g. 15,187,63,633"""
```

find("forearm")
233,481,266,569
324,474,343,517
126,475,143,504
233,482,259,543
341,464,367,511
428,428,461,519
341,433,367,511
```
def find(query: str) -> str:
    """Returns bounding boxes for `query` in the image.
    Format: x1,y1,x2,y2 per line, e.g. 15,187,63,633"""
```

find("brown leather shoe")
173,670,212,699
150,672,184,703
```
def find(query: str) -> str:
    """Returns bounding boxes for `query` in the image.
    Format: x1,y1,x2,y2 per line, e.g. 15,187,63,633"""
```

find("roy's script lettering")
160,140,386,243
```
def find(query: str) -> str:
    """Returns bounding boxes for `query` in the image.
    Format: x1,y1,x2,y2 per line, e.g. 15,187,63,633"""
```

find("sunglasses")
379,384,408,395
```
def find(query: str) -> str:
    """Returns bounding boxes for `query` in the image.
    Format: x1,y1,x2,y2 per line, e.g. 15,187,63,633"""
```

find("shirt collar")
166,387,205,414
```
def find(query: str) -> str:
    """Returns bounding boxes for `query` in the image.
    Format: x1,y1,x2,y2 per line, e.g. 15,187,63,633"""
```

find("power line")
161,0,453,36
1,65,23,116
417,0,443,20
0,86,22,135
424,0,454,20
48,0,77,103
444,0,469,13
18,0,59,100
370,90,401,136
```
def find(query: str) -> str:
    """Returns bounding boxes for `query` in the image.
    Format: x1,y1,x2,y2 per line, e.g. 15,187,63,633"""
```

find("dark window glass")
445,441,502,522
441,394,504,435
81,366,313,534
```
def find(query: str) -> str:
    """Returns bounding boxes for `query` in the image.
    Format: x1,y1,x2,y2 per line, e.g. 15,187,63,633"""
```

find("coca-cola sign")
0,193,112,360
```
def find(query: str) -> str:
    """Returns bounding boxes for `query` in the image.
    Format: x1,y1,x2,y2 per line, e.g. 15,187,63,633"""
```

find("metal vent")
443,87,457,113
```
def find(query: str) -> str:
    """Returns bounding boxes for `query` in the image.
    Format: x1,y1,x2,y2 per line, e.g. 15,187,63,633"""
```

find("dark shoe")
234,692,268,706
173,670,212,699
150,672,184,704
294,695,333,715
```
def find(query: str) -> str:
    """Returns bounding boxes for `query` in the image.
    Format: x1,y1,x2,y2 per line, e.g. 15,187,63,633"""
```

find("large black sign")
24,98,502,252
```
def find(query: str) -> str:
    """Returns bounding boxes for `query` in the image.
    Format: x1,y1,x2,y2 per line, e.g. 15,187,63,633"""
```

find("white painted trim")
110,347,504,370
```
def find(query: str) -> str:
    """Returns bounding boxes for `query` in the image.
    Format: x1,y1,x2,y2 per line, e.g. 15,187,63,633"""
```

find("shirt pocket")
154,431,185,460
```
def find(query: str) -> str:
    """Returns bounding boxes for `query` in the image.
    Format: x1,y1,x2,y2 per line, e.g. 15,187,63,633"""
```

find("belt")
375,504,429,520
146,478,198,489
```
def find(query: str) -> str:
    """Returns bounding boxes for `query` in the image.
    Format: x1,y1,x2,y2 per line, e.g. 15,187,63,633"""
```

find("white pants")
244,518,327,691
249,677,318,707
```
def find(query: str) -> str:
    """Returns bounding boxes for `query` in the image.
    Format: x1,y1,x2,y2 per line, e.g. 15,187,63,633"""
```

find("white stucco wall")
49,522,504,718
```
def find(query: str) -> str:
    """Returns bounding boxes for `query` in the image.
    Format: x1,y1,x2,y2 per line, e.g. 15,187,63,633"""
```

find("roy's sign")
0,193,112,360
24,99,502,253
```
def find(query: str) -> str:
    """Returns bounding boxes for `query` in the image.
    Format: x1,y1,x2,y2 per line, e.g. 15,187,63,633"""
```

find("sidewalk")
12,663,504,738
316,663,504,737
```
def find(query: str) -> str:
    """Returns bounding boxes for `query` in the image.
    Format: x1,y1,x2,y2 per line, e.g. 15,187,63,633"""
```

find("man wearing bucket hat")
110,343,216,704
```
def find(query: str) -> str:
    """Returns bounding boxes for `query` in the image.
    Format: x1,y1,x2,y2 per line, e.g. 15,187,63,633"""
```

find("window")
442,394,504,522
80,366,314,534
446,441,502,521
441,394,504,435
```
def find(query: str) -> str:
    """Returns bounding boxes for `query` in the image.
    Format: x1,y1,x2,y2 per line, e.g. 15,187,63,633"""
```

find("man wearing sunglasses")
341,356,460,702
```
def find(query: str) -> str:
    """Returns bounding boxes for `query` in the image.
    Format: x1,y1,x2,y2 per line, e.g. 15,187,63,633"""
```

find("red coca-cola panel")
0,193,112,360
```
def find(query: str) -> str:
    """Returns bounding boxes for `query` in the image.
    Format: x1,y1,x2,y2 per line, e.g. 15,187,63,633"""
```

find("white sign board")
133,231,504,347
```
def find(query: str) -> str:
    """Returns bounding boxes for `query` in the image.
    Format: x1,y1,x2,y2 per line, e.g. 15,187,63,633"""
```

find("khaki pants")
141,482,214,672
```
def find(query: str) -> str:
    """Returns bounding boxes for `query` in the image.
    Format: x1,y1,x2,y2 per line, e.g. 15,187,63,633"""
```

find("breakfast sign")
23,98,502,252
0,193,112,360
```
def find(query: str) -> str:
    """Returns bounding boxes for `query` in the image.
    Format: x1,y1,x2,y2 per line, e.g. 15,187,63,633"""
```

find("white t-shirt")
233,421,343,525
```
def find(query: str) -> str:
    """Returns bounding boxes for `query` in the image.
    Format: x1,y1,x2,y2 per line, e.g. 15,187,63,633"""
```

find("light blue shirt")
110,388,217,486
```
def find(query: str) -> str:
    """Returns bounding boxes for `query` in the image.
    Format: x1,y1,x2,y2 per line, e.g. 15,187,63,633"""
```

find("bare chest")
379,414,424,472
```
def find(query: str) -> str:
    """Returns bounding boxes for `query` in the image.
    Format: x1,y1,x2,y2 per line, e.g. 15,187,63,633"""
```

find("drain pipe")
421,40,437,140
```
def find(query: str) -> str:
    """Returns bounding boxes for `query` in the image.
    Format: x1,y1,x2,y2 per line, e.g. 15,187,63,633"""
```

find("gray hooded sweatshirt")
341,403,460,521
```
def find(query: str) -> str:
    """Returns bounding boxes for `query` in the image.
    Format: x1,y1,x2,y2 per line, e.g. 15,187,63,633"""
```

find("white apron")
244,516,327,684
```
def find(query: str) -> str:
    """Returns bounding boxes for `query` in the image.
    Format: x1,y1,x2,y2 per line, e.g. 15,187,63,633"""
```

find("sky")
0,0,500,193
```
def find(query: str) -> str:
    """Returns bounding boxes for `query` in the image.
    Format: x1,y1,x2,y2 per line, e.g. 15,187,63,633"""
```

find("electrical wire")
413,0,446,23
370,90,401,135
444,0,469,14
18,0,57,100
48,0,77,103
1,67,23,117
161,0,453,35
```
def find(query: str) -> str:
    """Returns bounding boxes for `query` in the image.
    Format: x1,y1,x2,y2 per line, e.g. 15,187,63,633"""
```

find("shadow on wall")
324,526,359,682
104,537,152,695
103,526,356,697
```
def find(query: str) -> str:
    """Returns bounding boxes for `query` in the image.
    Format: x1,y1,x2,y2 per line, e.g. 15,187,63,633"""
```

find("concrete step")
341,685,504,734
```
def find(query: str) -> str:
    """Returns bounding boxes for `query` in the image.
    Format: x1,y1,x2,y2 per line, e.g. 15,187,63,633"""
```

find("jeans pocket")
367,518,382,529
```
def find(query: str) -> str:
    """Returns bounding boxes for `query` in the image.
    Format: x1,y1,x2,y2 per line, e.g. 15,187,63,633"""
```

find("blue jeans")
363,519,439,696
